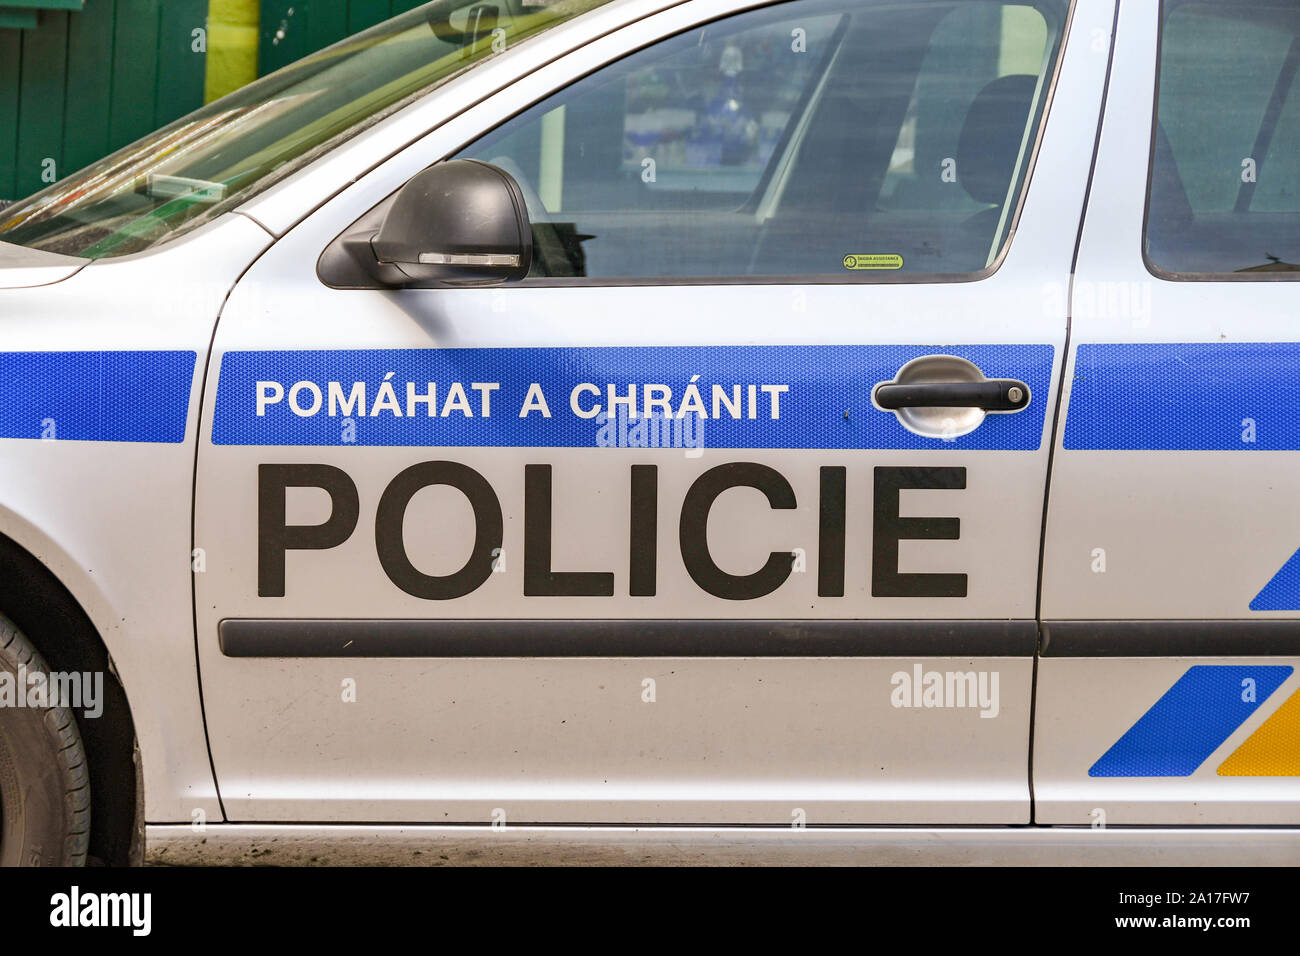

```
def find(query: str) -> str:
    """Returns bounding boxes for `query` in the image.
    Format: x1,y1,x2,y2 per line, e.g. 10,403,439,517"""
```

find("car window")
457,0,1067,281
0,0,614,260
1145,1,1300,276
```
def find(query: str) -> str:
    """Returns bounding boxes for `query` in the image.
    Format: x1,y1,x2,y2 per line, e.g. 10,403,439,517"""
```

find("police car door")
195,0,1105,824
1036,0,1300,824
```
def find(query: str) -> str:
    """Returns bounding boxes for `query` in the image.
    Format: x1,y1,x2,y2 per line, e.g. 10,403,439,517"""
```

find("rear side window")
456,0,1068,281
1146,1,1300,277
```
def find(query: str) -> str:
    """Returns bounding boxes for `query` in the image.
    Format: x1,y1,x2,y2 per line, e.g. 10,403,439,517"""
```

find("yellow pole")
204,0,261,103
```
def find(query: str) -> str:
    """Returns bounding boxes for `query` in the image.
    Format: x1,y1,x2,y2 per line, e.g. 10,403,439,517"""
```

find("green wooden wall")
0,0,209,200
0,0,429,202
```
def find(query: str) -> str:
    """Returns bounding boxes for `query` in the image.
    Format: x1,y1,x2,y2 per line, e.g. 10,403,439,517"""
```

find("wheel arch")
0,525,143,865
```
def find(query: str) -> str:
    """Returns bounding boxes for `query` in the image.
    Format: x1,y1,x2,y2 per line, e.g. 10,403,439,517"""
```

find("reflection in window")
1146,2,1300,275
459,0,1065,280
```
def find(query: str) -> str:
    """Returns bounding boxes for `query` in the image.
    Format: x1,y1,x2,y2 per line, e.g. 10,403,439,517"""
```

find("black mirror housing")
363,159,532,286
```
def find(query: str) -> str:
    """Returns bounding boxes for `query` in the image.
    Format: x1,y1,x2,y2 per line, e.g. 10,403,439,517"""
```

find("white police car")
1,0,1299,866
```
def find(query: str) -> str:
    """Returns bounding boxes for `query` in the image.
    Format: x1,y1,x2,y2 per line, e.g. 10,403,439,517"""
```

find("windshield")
0,0,613,260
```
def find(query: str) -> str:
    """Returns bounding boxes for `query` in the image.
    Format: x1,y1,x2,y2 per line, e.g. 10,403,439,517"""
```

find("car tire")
0,613,91,866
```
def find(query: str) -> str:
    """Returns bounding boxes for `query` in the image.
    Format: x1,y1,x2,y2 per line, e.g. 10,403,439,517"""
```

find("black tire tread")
0,613,91,865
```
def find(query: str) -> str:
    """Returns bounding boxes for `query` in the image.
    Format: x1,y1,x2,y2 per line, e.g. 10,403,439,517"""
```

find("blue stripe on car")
0,351,195,443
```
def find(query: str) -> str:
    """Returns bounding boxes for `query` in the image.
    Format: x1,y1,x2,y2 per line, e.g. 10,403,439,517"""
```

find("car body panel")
0,213,273,821
1035,0,1300,824
190,0,1109,824
0,241,87,289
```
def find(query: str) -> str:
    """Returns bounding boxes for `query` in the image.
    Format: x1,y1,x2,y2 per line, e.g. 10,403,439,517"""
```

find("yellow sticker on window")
842,254,903,270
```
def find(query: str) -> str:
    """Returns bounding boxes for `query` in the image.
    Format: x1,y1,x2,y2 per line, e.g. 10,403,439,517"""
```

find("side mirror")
344,159,532,287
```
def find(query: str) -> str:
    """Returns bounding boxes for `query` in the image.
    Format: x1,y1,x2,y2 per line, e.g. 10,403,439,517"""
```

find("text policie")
258,464,969,601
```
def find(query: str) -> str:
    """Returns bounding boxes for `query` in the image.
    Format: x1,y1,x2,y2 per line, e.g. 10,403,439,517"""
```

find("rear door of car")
193,0,1108,824
1036,0,1300,824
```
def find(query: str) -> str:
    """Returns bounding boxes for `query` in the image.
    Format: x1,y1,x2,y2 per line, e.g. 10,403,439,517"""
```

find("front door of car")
194,0,1108,824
